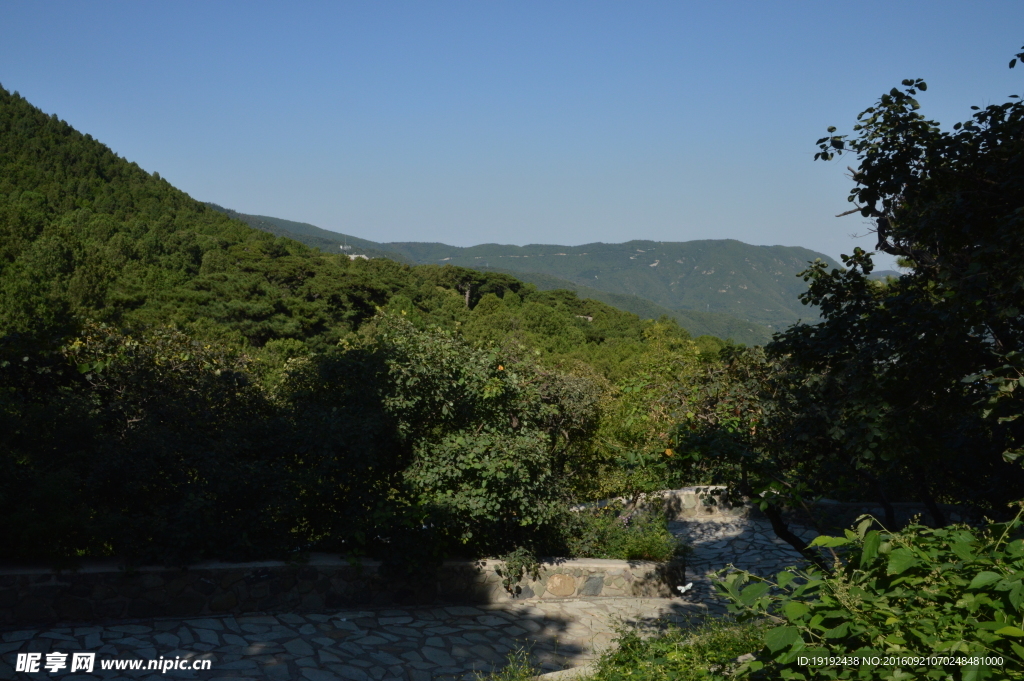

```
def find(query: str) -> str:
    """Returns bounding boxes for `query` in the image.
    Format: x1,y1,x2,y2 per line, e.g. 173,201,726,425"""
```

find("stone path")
671,516,818,612
1,516,818,680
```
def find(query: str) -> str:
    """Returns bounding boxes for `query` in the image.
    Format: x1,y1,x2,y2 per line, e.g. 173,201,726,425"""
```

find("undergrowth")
480,618,765,681
568,504,688,562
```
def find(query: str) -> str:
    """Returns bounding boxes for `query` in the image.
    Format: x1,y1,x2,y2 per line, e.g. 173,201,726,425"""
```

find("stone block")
141,573,164,589
209,591,238,612
53,595,93,621
0,589,18,608
126,599,164,619
544,573,576,597
14,597,55,623
219,570,245,590
580,576,603,597
165,578,188,596
94,600,126,618
193,578,218,596
165,591,206,617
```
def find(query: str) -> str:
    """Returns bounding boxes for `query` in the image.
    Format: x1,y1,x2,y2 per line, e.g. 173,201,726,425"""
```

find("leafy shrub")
717,509,1024,680
495,546,542,596
567,503,687,562
480,647,539,681
589,618,766,681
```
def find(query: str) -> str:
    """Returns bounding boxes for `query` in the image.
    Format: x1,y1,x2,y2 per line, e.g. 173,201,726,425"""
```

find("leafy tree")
795,46,1024,515
676,47,1024,555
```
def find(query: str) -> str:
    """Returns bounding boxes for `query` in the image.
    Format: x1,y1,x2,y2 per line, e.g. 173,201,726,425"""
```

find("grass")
568,505,690,562
480,617,766,681
477,647,537,681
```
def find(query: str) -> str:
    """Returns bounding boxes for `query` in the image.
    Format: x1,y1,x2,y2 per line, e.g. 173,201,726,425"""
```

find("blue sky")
2,2,1022,268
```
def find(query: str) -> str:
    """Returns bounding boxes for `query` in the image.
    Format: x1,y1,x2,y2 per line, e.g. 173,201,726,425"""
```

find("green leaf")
951,541,975,561
995,626,1024,637
969,571,1003,590
860,530,881,568
784,601,810,621
887,548,919,575
824,622,850,639
739,581,771,606
765,626,801,653
810,535,850,548
856,517,873,538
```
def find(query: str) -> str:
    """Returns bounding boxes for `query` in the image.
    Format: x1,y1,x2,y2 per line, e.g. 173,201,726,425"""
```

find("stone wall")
798,499,979,531
0,556,685,626
591,486,749,520
641,487,977,530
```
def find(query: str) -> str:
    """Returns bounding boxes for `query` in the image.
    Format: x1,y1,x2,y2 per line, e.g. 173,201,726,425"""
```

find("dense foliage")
719,513,1024,680
0,83,732,564
380,239,830,333
0,316,595,564
668,48,1024,566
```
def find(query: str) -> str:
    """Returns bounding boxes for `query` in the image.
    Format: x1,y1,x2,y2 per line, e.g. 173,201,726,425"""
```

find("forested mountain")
386,239,831,331
0,83,732,564
205,204,414,263
209,205,833,333
472,266,773,345
0,85,728,359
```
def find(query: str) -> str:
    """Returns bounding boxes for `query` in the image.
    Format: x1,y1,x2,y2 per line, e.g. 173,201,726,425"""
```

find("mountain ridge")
202,209,836,333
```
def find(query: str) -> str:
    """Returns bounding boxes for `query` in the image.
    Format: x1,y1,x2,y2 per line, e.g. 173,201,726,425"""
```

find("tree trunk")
759,501,830,572
869,474,897,528
737,479,829,571
913,466,946,527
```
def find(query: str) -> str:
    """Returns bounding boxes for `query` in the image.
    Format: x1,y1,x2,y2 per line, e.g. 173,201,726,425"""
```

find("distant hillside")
205,204,413,263
477,267,773,346
210,208,784,342
385,240,830,332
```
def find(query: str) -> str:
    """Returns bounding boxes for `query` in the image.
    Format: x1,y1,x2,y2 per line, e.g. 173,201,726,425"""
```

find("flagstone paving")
1,515,819,680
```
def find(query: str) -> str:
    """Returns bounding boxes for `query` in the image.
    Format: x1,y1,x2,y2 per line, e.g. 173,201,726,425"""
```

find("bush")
717,509,1024,680
567,503,687,562
0,315,605,566
589,618,766,681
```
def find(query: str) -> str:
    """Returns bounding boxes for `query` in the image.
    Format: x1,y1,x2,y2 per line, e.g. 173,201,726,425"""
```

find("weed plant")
568,504,687,562
478,647,538,681
478,619,766,681
589,618,767,681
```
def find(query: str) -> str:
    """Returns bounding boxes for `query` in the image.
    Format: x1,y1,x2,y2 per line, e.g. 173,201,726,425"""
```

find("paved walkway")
671,515,819,608
1,516,818,680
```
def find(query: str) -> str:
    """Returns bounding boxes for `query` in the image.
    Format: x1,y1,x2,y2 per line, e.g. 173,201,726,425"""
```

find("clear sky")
2,2,1022,268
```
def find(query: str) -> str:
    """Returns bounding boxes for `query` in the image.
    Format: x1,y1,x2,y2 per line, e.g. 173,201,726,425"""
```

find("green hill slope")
0,85,718,363
476,267,773,345
204,205,785,341
205,204,413,263
385,239,830,332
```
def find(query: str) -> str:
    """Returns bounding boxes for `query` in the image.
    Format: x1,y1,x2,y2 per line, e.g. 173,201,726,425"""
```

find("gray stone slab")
284,638,315,657
444,606,484,616
184,619,224,631
196,629,220,646
109,625,152,634
303,669,342,681
264,661,292,679
223,634,248,647
327,665,371,681
351,636,387,646
422,646,457,666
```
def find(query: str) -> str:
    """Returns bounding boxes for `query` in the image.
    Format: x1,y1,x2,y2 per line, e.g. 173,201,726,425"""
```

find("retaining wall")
643,487,977,530
0,556,685,626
